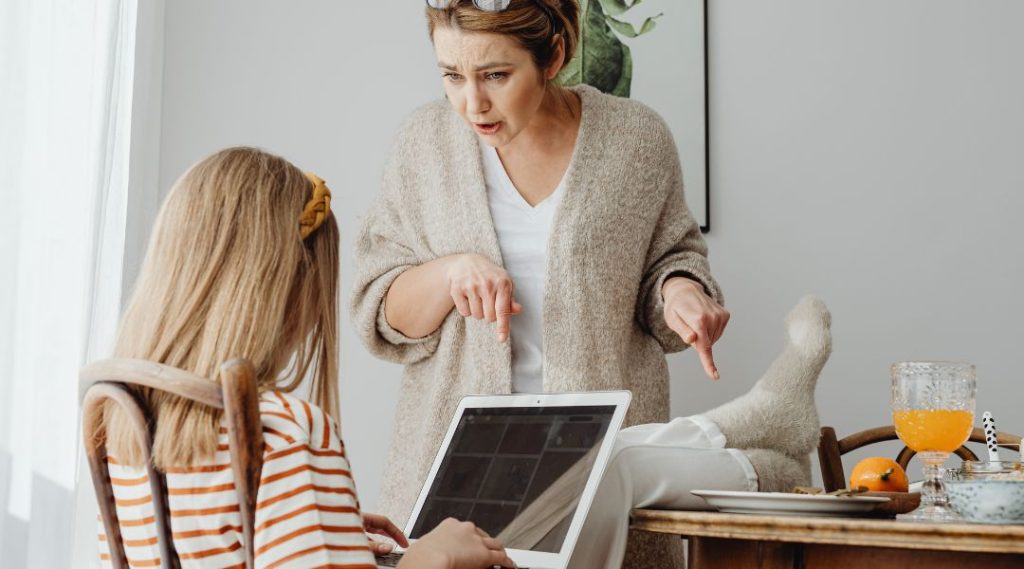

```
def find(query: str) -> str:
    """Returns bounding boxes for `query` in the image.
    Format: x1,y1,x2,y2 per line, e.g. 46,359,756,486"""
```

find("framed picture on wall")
559,0,710,232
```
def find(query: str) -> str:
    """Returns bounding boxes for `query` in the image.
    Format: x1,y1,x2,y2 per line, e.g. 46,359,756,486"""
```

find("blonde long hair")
105,147,339,470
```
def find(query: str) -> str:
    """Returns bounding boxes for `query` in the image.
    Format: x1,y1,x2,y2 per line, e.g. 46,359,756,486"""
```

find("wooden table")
631,509,1024,568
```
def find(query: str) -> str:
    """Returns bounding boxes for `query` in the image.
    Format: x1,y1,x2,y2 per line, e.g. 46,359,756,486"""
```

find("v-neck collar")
451,84,595,269
480,141,566,217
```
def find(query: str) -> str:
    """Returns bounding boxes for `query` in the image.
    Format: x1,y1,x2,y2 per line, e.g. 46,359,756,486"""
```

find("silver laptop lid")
404,391,631,569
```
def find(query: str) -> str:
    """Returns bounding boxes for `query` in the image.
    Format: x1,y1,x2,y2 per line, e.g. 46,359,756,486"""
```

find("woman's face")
432,27,557,148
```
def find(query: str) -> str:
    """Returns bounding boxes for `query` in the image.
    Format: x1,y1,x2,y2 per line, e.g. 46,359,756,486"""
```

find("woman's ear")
546,33,566,80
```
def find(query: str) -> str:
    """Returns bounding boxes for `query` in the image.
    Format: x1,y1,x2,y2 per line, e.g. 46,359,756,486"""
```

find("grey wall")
157,0,1024,509
690,0,1024,473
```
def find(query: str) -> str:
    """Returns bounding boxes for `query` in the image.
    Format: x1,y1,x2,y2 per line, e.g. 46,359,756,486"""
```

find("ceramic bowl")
954,461,1024,480
945,479,1024,524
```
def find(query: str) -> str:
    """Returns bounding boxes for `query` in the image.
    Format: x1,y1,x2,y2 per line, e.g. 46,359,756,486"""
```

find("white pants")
567,415,758,569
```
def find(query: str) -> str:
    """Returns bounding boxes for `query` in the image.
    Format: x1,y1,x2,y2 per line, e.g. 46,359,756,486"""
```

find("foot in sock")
744,448,811,491
704,296,832,458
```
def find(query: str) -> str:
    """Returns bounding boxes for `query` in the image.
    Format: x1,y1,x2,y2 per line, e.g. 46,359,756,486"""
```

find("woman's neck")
504,86,581,157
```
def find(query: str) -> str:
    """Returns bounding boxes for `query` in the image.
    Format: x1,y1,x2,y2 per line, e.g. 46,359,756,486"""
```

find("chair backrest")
818,425,1022,492
80,358,264,569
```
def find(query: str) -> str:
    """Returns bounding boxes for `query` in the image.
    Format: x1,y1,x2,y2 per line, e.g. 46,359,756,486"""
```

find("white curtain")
0,0,138,566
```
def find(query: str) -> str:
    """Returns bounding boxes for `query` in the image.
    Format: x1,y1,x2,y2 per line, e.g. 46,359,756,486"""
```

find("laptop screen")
408,405,615,553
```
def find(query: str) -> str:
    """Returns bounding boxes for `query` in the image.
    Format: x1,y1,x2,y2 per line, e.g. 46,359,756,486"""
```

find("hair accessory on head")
425,0,553,25
426,0,512,12
299,172,332,239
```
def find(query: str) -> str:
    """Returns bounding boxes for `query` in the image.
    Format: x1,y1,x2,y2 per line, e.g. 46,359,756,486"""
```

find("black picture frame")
701,0,710,233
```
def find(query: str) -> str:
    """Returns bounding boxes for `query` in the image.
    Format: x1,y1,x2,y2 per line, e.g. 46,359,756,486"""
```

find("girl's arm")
398,518,515,569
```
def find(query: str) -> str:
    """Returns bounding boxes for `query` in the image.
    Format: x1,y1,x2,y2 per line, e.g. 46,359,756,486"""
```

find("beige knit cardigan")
350,84,723,531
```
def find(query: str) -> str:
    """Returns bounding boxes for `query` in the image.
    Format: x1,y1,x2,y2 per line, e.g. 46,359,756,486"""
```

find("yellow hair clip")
299,172,332,239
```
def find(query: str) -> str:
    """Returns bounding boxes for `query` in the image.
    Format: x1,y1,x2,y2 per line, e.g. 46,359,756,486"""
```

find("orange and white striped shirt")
98,391,377,568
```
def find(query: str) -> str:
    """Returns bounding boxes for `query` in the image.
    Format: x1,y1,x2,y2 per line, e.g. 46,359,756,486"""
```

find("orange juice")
892,409,974,453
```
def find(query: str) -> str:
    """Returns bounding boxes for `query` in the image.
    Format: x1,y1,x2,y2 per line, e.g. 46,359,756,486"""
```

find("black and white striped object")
982,411,1000,462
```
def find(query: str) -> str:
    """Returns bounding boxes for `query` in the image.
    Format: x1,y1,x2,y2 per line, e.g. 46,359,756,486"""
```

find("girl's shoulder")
258,391,342,453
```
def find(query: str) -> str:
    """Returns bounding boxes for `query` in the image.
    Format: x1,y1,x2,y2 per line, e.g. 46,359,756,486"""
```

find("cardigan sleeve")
349,149,442,365
635,133,724,354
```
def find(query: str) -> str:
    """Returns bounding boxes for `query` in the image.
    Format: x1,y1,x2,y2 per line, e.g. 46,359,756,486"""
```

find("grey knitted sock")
705,296,832,458
743,448,812,492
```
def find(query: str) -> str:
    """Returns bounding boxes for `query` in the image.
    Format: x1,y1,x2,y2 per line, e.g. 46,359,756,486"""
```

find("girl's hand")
662,276,730,380
398,518,516,569
446,254,522,342
362,512,409,555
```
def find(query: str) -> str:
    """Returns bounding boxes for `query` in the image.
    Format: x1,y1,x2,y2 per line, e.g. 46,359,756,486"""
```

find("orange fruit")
850,457,909,492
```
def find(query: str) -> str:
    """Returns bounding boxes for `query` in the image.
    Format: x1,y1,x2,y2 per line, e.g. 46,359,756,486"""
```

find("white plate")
691,490,890,518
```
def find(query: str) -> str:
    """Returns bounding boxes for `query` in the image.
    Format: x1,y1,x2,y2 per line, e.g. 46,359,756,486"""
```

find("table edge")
630,509,1024,554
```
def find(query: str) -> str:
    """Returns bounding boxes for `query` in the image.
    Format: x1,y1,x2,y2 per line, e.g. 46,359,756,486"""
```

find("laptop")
377,391,631,569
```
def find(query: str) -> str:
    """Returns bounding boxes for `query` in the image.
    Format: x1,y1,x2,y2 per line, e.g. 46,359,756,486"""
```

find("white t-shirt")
480,139,566,394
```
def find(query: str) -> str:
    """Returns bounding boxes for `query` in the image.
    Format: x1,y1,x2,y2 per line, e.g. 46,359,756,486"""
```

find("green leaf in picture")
558,53,583,87
557,0,661,97
596,0,643,17
557,0,632,96
610,43,633,97
604,13,661,38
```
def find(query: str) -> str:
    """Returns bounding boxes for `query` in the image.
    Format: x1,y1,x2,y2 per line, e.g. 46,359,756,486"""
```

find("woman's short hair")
426,0,581,74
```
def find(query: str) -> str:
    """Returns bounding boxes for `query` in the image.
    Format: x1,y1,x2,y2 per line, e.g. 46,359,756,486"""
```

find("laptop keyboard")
376,552,526,568
376,552,403,567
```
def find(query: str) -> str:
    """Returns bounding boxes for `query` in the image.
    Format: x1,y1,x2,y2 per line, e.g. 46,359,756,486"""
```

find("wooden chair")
818,425,1022,492
80,358,264,569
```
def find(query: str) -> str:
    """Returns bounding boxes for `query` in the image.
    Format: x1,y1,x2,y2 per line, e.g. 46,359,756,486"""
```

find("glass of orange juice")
891,361,976,522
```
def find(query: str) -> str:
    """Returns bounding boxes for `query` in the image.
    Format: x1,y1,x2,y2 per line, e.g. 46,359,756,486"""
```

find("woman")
99,147,514,568
350,0,731,564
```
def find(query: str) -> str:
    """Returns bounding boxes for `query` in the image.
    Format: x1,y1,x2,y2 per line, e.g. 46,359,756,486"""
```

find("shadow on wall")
0,449,76,568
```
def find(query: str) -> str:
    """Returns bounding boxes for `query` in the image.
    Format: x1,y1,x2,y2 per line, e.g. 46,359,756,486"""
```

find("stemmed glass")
891,361,976,522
